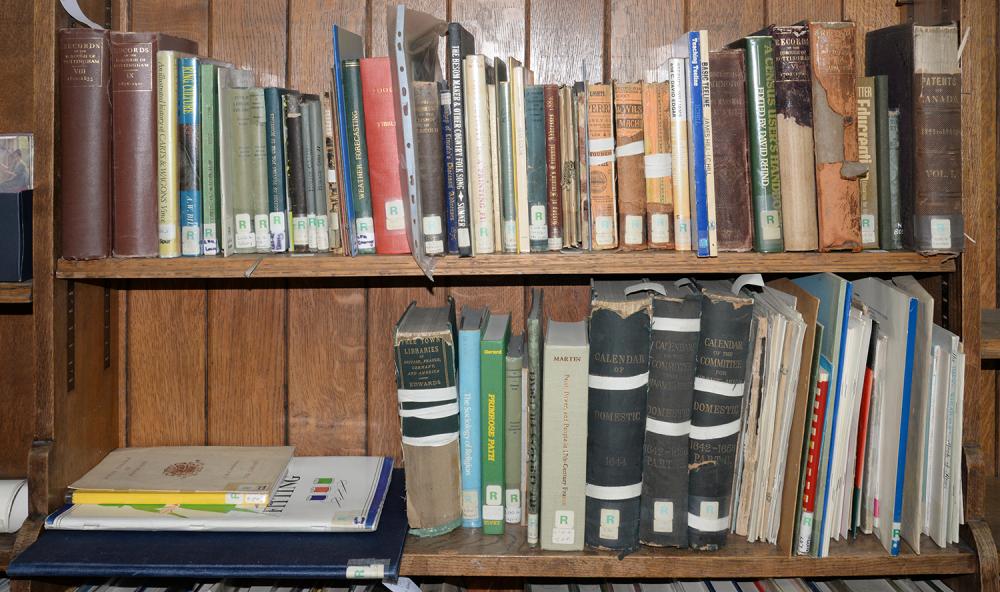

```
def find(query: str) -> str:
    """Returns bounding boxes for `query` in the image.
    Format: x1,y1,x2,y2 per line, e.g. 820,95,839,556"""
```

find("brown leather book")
60,28,112,260
110,33,198,258
587,83,617,250
413,81,446,256
809,22,864,252
642,81,674,249
708,50,753,252
542,85,562,251
613,82,646,250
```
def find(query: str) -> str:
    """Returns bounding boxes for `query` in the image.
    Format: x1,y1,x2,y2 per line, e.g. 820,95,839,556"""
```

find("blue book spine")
263,88,289,252
686,32,711,257
177,57,202,257
441,87,459,254
889,297,919,556
332,26,358,256
458,328,483,527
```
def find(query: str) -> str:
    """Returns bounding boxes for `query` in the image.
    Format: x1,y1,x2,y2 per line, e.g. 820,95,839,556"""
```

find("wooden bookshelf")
981,309,1000,359
0,532,13,572
0,281,31,304
55,252,956,279
400,530,977,578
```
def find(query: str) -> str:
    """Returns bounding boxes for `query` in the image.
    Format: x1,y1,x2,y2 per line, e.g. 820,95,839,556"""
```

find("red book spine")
797,369,829,554
359,57,409,254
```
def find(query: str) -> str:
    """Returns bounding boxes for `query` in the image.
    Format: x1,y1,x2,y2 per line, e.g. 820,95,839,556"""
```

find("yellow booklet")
69,446,294,507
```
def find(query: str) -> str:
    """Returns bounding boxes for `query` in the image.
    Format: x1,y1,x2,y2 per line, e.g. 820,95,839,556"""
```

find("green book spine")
481,315,511,535
341,60,375,254
497,80,517,253
199,63,220,256
524,85,548,252
263,87,289,252
744,36,784,252
875,76,900,250
300,96,318,251
504,334,523,524
856,76,879,249
225,86,259,253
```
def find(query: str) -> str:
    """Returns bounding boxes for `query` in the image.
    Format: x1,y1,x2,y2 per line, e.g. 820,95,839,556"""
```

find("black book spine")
639,292,702,547
585,298,651,551
285,93,309,253
447,23,475,256
687,288,753,550
440,83,459,254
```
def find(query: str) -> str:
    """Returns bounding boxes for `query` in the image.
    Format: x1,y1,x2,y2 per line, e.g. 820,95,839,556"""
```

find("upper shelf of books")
55,251,956,279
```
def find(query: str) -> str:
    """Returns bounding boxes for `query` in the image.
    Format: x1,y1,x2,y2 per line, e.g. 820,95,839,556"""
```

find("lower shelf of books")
399,529,977,578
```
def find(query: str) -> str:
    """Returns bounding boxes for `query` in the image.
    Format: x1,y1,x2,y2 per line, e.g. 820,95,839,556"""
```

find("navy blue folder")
8,468,408,580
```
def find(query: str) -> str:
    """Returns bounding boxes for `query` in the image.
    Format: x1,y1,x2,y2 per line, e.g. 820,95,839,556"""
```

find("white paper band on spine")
688,419,742,441
589,372,649,391
693,377,744,397
397,386,458,404
585,482,643,500
645,417,691,437
590,153,616,166
644,153,672,179
687,512,731,533
402,432,459,447
589,137,614,152
615,140,645,157
652,316,701,332
398,402,459,419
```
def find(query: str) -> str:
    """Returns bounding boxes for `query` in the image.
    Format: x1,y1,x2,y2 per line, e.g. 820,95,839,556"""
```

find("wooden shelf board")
399,529,976,578
0,280,31,303
981,308,1000,359
56,252,956,279
0,531,14,571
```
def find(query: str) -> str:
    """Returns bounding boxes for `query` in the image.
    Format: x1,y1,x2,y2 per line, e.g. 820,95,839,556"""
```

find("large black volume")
687,280,754,550
585,280,651,552
639,283,702,547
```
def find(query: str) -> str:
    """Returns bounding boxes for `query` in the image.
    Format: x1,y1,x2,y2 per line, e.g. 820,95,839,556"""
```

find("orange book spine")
643,81,674,249
614,82,646,251
586,84,617,250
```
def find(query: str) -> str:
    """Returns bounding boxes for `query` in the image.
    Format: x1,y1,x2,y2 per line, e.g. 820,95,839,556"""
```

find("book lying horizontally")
67,446,294,507
49,456,393,532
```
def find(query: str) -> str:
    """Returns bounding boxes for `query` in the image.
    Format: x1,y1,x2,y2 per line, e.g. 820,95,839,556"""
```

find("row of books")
58,16,963,261
393,276,965,556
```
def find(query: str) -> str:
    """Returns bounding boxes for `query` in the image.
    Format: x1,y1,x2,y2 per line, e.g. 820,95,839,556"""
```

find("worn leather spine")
587,84,618,250
642,81,674,249
614,82,647,250
414,81,446,256
543,85,563,251
709,49,754,252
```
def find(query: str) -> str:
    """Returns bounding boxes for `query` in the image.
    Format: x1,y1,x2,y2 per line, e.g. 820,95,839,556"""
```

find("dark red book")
359,57,409,255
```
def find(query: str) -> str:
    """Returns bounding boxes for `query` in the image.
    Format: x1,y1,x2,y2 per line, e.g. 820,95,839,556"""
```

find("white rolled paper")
0,479,28,533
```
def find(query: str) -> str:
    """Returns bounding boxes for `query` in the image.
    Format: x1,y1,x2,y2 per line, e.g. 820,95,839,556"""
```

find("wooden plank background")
96,0,997,478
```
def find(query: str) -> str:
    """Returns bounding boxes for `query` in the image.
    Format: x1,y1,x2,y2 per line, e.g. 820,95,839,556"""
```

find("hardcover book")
586,281,652,551
613,83,647,250
642,81,674,249
525,85,549,252
217,68,261,255
586,84,618,250
177,56,203,256
872,76,900,250
464,55,495,254
540,319,589,551
543,85,563,251
263,87,289,253
559,85,580,248
284,93,309,253
667,58,692,251
510,62,531,253
525,289,544,544
856,76,880,249
440,85,458,254
331,25,364,256
299,96,320,252
342,60,376,254
505,334,524,523
458,307,488,528
320,92,344,253
640,282,701,547
393,300,462,537
481,313,512,534
495,60,518,253
447,23,476,256
708,48,753,252
413,81,445,256
307,97,331,252
157,49,193,258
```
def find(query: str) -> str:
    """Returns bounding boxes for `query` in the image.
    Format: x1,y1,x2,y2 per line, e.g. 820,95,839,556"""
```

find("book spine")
526,308,543,544
512,69,531,253
458,328,483,528
481,337,507,534
687,289,753,550
497,81,518,253
687,32,718,257
464,56,495,254
505,338,523,523
874,76,900,250
585,297,651,551
613,82,647,250
264,88,289,252
742,40,783,252
543,85,563,251
250,89,272,254
394,326,462,536
301,99,319,251
157,50,182,257
643,82,674,249
360,58,408,255
586,84,617,250
320,93,343,253
488,80,502,253
575,84,592,251
441,86,459,254
770,25,818,251
413,81,446,256
525,86,549,252
856,76,879,249
540,325,589,551
285,94,309,253
810,22,862,252
886,108,903,250
559,86,579,248
667,59,692,251
177,57,202,256
796,368,830,554
851,330,878,537
215,69,236,257
640,294,701,546
709,49,754,252
448,26,474,256
199,64,220,256
342,61,376,254
307,99,330,252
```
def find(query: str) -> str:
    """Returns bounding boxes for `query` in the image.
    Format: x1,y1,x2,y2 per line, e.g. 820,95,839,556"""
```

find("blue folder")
8,469,408,580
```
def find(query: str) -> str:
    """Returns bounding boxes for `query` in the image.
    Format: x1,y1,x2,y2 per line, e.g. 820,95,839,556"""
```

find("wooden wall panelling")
370,0,447,59
367,279,447,461
528,0,603,84
688,0,766,51
130,0,211,49
449,0,527,63
959,0,999,475
126,281,207,446
285,0,370,457
843,0,904,81
608,0,684,82
210,0,288,88
529,281,591,323
763,0,839,25
448,279,526,331
0,0,35,131
0,307,34,478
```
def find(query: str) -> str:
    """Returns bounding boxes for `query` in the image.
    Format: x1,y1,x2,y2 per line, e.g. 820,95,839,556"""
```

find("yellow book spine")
158,50,181,258
71,490,268,506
